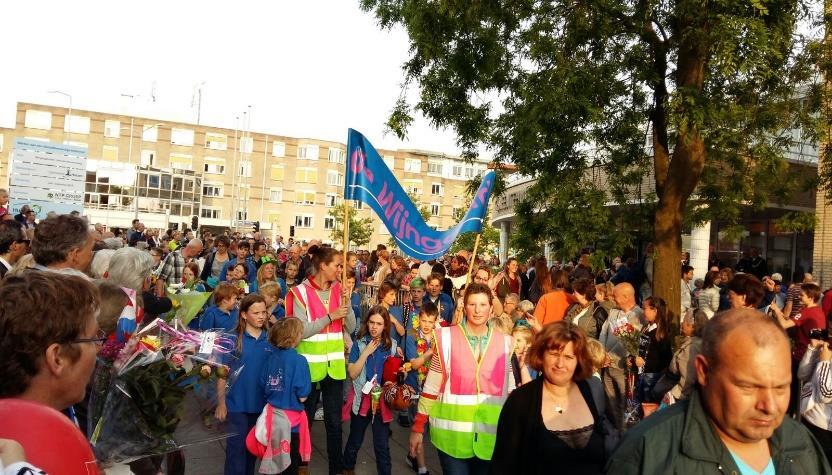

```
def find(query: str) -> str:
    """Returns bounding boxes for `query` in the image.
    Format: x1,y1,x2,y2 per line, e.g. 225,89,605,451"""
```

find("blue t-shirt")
388,306,405,344
199,305,239,332
260,347,312,412
350,292,362,337
728,450,775,475
271,304,286,320
225,330,272,413
348,336,394,383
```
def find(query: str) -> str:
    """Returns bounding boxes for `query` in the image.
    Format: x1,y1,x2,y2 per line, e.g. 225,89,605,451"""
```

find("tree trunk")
653,197,684,329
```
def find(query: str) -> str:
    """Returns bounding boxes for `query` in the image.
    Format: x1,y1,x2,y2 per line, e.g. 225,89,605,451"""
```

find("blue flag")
344,129,496,260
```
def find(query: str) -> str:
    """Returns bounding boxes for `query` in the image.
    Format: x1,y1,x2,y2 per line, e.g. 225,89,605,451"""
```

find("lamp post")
47,90,72,140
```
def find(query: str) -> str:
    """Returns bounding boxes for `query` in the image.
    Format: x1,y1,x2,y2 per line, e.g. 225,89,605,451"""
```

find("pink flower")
280,439,291,454
170,354,185,368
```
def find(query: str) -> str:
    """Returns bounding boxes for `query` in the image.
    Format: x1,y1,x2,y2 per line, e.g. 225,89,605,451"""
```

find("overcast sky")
0,0,471,155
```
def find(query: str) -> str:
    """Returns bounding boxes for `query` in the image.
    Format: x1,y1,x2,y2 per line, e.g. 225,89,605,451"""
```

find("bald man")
156,238,203,296
598,282,645,431
607,309,831,474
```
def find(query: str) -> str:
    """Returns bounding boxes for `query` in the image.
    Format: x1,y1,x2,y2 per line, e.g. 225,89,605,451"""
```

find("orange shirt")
533,290,574,326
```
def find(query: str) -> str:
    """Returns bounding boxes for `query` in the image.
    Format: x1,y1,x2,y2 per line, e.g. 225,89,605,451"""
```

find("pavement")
106,409,441,474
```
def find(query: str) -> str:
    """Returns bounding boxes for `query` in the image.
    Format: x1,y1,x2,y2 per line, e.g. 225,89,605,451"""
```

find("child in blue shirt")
403,301,438,473
345,273,362,338
215,293,271,475
260,317,312,473
198,283,240,332
343,306,397,475
378,282,405,345
258,282,286,325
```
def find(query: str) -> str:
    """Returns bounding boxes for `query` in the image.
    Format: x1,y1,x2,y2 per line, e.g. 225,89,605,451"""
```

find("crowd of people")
1,212,832,474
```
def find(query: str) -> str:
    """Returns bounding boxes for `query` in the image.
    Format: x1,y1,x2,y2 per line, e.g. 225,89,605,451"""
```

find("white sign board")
10,139,87,219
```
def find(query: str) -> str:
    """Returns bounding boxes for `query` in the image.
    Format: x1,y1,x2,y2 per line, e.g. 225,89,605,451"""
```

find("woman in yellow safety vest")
408,282,515,474
286,245,356,475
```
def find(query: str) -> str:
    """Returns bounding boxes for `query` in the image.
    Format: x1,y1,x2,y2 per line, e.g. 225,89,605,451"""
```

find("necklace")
543,381,571,415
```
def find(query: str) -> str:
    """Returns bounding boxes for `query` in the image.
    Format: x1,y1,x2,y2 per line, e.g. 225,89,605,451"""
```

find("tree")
330,204,374,249
362,0,818,322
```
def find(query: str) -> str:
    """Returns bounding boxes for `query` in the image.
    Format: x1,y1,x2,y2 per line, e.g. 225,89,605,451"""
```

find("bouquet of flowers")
164,284,213,326
89,318,239,463
613,321,641,358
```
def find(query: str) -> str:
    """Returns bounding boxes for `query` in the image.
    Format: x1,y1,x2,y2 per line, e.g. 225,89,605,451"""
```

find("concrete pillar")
814,186,832,290
689,221,711,280
499,221,509,264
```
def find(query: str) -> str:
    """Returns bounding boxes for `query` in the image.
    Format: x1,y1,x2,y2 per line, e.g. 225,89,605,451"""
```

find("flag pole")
342,199,351,284
464,233,482,289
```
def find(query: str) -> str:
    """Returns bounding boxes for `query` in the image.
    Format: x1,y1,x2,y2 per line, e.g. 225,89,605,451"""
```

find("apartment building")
0,102,489,248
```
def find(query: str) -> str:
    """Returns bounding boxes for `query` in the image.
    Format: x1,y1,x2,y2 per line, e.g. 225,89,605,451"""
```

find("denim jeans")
303,376,344,475
342,411,392,475
437,450,490,475
225,412,259,475
635,372,661,405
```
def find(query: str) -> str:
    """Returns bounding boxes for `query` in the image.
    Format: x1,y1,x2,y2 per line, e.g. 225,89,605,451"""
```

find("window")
383,155,395,170
326,170,343,186
104,120,120,138
324,217,335,230
140,150,155,167
171,128,194,147
205,132,227,150
452,207,461,218
270,165,285,181
403,179,423,195
294,215,314,228
354,201,364,210
296,168,318,184
431,183,443,195
294,190,316,205
428,161,443,175
240,137,253,153
24,110,52,130
325,193,338,207
328,147,345,163
202,183,223,197
431,203,440,216
200,207,222,219
405,159,421,173
169,153,192,170
237,210,248,221
147,174,161,188
102,145,118,161
203,158,226,174
238,161,252,177
297,144,319,160
465,167,475,178
142,125,158,142
272,141,286,157
269,188,283,203
64,115,90,134
452,165,463,177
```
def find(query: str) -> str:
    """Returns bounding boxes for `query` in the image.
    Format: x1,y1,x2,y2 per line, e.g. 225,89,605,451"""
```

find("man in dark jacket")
606,308,831,474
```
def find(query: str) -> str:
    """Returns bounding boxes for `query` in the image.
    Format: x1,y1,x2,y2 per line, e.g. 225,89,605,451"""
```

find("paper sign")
199,332,216,354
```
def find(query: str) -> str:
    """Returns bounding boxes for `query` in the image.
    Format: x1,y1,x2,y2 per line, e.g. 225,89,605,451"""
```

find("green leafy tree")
362,0,819,321
330,204,374,248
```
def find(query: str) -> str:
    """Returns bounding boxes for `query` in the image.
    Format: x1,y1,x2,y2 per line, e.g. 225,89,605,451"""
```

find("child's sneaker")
314,407,324,421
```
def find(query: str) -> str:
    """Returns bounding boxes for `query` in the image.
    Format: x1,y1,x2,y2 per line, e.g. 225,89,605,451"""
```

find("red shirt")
793,305,826,361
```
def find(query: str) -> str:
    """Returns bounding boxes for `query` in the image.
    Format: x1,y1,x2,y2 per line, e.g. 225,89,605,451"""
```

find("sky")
0,0,470,155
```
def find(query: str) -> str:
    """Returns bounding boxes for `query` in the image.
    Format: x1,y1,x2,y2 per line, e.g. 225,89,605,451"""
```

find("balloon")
0,399,98,474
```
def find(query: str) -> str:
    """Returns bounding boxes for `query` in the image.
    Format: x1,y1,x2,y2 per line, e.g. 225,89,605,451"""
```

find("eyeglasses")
67,329,107,347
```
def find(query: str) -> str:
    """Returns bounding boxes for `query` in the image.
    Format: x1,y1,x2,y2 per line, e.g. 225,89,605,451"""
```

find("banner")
344,129,495,260
10,139,86,219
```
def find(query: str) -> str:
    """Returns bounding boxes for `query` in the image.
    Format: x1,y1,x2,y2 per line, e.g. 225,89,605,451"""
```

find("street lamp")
47,90,72,139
